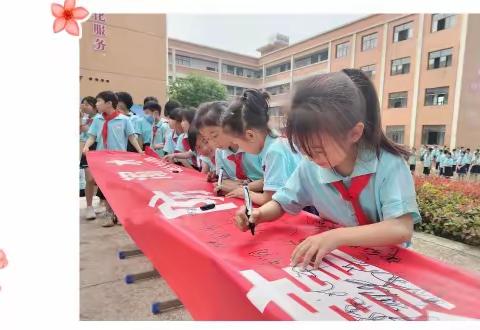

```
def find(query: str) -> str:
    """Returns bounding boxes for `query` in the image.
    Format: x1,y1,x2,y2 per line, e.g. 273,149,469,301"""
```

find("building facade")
168,14,480,149
80,14,168,108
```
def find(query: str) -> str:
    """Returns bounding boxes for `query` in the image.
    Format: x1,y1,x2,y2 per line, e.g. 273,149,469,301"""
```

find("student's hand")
213,183,223,195
82,146,89,154
139,150,145,155
215,179,242,194
234,206,261,232
164,154,175,163
206,171,217,182
290,230,340,269
226,187,244,199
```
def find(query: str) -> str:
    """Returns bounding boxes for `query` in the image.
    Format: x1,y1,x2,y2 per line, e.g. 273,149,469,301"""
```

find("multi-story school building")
80,14,480,149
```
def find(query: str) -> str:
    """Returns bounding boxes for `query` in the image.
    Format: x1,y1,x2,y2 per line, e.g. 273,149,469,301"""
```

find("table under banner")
87,150,480,321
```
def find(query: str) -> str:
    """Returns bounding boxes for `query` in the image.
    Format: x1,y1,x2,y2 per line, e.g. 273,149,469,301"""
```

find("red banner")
87,150,480,321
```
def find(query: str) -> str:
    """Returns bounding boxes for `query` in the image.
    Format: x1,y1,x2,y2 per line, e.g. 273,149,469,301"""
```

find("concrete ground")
80,197,192,321
79,197,480,321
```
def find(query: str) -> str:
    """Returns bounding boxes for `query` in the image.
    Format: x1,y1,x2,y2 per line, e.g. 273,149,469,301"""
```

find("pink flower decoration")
51,0,89,36
0,249,7,269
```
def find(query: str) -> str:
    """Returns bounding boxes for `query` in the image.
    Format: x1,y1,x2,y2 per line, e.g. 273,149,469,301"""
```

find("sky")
167,14,368,57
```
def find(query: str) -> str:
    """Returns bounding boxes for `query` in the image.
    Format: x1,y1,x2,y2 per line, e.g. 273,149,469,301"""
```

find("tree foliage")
168,74,227,107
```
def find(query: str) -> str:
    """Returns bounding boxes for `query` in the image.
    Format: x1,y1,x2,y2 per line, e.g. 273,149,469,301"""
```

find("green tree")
168,74,227,107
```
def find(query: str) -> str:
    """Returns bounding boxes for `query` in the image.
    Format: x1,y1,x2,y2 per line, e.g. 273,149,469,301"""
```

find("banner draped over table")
87,150,480,321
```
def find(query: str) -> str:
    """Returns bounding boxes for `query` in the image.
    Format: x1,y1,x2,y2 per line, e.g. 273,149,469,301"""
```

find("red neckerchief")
101,110,121,149
172,131,178,144
181,137,198,165
172,131,180,154
226,152,247,180
181,137,191,151
330,173,373,226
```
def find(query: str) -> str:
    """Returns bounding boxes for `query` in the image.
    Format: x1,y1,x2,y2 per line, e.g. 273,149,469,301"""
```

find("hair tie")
241,91,248,102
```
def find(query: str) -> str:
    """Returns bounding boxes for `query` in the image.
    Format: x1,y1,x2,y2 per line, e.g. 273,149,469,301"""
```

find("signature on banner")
107,157,186,181
107,157,184,173
240,249,474,321
144,157,184,173
149,190,237,219
118,171,173,181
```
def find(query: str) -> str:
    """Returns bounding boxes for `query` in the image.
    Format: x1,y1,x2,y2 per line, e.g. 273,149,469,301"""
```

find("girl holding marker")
234,69,421,269
164,107,198,169
171,127,216,173
194,101,264,194
220,89,301,205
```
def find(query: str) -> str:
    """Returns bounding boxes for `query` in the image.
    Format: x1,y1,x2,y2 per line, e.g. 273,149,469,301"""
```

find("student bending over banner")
220,89,301,206
164,107,198,169
234,69,421,269
193,101,265,195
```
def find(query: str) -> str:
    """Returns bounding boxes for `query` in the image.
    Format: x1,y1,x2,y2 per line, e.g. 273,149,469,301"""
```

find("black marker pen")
200,203,216,211
242,185,255,235
216,168,224,196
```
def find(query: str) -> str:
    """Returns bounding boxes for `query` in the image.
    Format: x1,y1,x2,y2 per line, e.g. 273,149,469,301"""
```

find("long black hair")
167,107,183,122
221,89,274,137
194,101,229,129
181,107,197,125
164,100,181,117
115,91,133,110
286,69,409,159
187,127,199,152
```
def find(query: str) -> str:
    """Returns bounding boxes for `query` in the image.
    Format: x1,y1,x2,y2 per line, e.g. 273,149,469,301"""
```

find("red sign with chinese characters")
87,150,480,321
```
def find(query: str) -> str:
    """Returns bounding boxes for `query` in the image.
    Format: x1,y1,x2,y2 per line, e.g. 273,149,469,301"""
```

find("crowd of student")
407,145,480,180
80,69,425,268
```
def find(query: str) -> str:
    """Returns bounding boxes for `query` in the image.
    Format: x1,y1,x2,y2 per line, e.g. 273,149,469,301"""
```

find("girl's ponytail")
341,68,410,158
222,89,273,136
